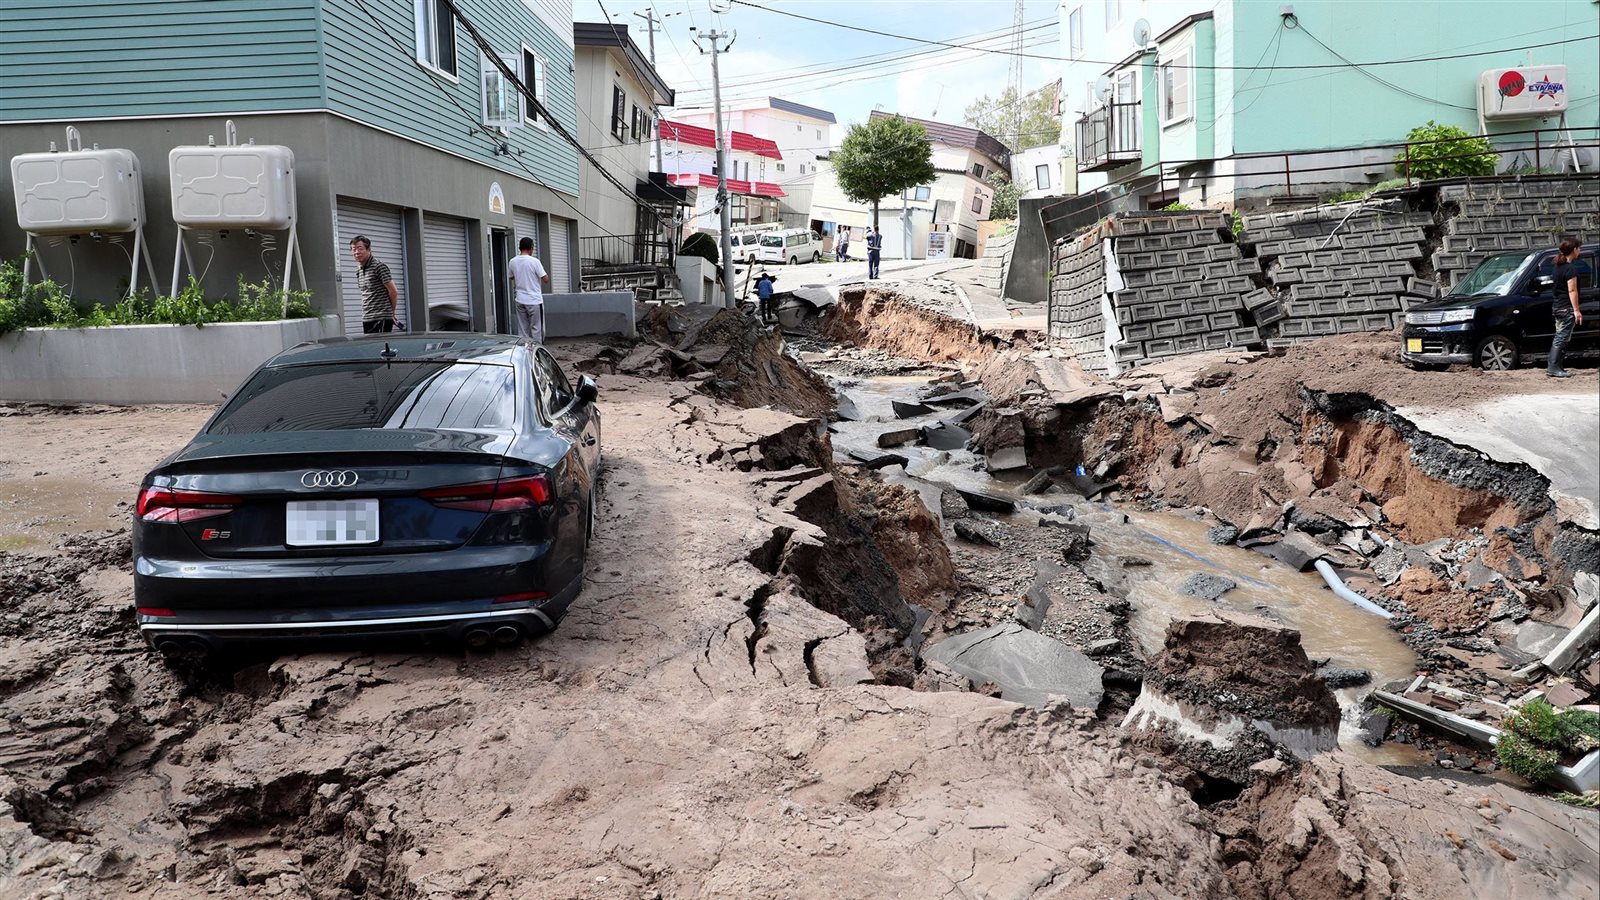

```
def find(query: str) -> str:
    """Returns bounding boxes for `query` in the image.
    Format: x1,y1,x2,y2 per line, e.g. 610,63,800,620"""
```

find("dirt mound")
1148,614,1341,730
824,287,1003,363
839,472,956,609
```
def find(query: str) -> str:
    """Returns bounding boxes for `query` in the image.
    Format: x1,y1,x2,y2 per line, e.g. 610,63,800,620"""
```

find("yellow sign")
1406,338,1422,352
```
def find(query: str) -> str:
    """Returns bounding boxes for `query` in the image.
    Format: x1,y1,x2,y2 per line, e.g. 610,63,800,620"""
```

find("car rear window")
209,362,517,434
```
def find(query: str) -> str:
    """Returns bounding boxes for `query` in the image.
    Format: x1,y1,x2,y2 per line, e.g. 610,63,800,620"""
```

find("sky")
572,0,1063,149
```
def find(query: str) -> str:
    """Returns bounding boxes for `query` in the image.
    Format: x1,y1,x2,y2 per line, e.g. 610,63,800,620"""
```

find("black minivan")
1401,243,1598,370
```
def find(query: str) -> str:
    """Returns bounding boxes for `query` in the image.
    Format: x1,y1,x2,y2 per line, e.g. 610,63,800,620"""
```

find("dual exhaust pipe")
464,624,524,649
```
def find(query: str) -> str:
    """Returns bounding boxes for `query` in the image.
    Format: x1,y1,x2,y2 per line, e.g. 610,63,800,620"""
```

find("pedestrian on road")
509,236,550,344
1548,237,1584,378
351,236,399,333
866,226,883,279
835,227,850,262
756,271,777,324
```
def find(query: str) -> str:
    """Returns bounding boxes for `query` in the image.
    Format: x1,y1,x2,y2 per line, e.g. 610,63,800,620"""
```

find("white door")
335,198,407,336
513,207,540,261
548,215,572,292
423,214,471,329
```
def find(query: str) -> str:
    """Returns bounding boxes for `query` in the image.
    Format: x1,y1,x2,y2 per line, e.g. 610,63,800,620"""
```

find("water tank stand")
19,224,161,299
170,223,306,305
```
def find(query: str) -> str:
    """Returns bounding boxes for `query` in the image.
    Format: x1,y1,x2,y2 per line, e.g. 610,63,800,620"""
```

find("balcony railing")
578,233,674,270
1076,101,1141,173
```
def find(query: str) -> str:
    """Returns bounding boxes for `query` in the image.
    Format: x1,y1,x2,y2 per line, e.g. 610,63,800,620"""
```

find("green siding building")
1,0,583,334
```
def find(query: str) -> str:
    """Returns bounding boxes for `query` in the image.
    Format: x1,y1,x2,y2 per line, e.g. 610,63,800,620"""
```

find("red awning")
669,173,783,198
659,119,783,160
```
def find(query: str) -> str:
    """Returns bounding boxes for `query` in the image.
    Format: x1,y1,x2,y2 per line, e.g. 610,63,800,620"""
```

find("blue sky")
573,0,1062,147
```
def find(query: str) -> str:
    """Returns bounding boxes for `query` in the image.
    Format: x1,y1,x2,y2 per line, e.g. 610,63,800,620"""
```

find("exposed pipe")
1314,559,1393,620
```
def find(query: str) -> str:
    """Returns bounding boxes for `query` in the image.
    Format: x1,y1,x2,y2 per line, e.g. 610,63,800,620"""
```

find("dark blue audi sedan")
132,334,600,659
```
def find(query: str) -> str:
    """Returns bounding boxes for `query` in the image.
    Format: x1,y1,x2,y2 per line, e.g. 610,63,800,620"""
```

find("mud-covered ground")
3,312,1598,898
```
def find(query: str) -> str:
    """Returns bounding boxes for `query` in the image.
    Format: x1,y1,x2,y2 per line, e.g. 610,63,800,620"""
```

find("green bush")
1395,121,1497,181
1161,201,1193,211
0,257,314,336
1497,732,1561,783
1497,699,1600,783
1326,190,1366,204
1371,177,1410,194
679,232,720,268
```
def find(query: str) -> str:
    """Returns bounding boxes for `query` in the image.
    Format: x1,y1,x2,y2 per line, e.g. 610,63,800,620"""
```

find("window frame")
914,185,932,202
1068,7,1084,59
531,347,576,420
971,163,985,179
1159,48,1193,127
414,0,459,81
520,45,548,129
1104,0,1122,29
610,84,628,140
1034,164,1051,190
971,190,985,214
480,51,521,130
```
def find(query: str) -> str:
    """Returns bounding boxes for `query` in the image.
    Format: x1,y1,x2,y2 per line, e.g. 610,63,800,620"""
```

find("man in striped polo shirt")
350,235,399,333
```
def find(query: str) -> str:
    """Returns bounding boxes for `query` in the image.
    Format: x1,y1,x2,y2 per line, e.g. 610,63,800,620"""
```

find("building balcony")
1076,101,1141,173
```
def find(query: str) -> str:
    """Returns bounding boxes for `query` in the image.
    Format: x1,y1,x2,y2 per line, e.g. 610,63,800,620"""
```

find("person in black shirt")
1549,237,1584,378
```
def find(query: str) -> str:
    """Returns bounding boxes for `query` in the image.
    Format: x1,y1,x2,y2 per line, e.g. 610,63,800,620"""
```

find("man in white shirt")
508,236,550,343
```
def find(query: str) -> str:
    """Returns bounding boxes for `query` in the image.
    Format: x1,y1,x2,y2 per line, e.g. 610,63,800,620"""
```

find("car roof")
268,332,525,367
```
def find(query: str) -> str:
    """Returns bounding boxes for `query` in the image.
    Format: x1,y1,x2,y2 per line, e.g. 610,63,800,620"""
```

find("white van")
757,228,823,265
729,229,767,264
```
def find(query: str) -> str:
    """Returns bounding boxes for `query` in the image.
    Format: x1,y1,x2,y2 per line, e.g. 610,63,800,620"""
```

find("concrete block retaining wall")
0,315,338,404
1433,179,1600,288
975,229,1016,294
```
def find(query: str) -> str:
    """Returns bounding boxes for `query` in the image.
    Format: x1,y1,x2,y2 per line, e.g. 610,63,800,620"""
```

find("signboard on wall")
1479,66,1568,119
926,231,951,260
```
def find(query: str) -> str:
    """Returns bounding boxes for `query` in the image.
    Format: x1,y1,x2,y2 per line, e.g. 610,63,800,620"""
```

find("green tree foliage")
1395,121,1498,181
832,115,936,228
962,84,1061,151
1496,699,1600,784
986,172,1020,220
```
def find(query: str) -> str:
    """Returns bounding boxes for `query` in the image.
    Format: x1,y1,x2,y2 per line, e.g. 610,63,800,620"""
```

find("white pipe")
1314,559,1393,620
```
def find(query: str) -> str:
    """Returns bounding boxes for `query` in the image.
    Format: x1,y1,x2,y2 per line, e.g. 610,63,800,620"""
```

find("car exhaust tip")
492,624,522,646
464,627,493,649
155,639,185,659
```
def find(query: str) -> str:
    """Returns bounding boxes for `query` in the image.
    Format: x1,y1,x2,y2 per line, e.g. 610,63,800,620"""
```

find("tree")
963,84,1061,152
986,172,1020,220
1395,120,1497,181
832,115,936,229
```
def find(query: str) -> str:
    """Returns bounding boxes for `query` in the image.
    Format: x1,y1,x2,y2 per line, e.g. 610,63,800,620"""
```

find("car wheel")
1475,335,1519,370
789,255,798,266
812,251,820,264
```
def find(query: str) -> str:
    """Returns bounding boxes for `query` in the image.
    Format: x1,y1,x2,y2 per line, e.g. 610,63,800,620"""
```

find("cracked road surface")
2,373,1595,898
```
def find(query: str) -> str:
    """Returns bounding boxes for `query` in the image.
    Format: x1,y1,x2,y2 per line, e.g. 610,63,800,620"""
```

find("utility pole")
631,6,676,173
692,27,737,310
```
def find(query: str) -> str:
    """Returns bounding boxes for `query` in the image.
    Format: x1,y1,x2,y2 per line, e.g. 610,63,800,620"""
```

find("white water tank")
11,147,145,235
169,143,296,229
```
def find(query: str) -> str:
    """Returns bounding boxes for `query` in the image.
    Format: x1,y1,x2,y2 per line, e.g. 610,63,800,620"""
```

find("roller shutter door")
336,199,407,336
423,214,471,329
548,215,572,292
513,207,540,260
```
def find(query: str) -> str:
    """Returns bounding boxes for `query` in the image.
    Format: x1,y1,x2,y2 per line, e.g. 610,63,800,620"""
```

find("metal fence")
578,233,674,269
1075,101,1141,172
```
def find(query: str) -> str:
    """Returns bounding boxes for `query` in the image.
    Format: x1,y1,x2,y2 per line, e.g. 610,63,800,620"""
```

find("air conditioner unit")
1478,65,1569,120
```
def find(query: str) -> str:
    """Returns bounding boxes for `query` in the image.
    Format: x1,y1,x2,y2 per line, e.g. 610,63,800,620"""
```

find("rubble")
1181,572,1239,600
920,622,1104,709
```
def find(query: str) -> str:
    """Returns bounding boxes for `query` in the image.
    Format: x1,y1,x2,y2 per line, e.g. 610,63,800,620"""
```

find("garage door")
548,215,572,293
423,214,471,329
513,207,540,260
336,198,407,336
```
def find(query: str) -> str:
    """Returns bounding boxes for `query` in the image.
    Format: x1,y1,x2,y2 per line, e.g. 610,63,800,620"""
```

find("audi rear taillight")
136,486,242,523
420,474,553,513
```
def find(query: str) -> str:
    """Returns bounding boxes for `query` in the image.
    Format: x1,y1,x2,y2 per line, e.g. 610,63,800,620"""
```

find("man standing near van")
1548,237,1584,378
351,235,398,333
509,236,550,343
866,226,883,279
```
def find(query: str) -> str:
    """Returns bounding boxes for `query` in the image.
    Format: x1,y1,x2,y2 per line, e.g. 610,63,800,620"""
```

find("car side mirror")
1531,275,1554,293
575,374,598,405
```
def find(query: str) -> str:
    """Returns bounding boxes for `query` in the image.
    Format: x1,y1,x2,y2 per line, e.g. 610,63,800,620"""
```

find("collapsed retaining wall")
1432,179,1600,288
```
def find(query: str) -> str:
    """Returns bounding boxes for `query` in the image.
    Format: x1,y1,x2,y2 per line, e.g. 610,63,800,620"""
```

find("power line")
727,0,1599,71
1292,16,1475,112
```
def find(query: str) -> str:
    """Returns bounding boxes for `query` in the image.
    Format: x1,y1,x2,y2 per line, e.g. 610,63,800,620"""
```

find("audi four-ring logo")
301,470,359,488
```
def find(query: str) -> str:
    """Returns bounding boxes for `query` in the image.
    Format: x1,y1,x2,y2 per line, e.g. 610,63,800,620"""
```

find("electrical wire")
1291,16,1476,112
726,0,1599,71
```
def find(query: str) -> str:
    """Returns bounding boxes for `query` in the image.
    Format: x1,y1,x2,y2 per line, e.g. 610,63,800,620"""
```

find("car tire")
1475,335,1520,370
789,255,798,266
812,251,820,264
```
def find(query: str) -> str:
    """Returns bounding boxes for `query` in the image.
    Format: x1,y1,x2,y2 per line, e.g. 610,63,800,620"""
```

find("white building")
669,97,837,226
810,112,1010,259
1011,144,1072,199
659,118,786,234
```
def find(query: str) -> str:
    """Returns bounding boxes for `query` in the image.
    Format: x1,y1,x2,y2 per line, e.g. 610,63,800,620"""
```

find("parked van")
757,228,823,265
729,229,768,264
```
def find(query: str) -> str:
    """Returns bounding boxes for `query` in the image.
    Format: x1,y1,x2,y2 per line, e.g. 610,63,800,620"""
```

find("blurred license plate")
286,500,380,546
1406,338,1422,352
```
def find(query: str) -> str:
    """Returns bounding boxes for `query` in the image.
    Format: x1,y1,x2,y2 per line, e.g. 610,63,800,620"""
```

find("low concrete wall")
0,316,338,404
543,292,637,339
674,255,717,304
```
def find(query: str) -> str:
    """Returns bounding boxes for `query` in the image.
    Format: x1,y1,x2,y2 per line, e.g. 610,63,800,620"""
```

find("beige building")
810,113,1010,259
669,96,837,227
573,22,681,279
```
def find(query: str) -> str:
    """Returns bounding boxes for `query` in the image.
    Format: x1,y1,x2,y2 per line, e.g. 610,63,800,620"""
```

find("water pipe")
1314,559,1393,620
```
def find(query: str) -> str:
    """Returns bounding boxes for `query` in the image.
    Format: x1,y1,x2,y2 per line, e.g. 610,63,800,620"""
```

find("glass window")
534,349,574,414
1104,0,1122,27
971,163,985,179
971,192,985,214
611,86,627,139
1160,50,1192,124
416,0,457,76
1451,252,1533,297
1069,7,1084,59
211,362,516,434
521,49,547,126
760,235,783,247
1034,164,1051,189
914,185,932,201
481,53,518,129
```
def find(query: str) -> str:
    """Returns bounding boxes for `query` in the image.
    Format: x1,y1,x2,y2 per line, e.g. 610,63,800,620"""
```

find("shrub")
679,232,720,268
1497,732,1561,783
1161,201,1193,211
1497,699,1600,783
1371,177,1410,194
1395,121,1497,181
1326,190,1366,204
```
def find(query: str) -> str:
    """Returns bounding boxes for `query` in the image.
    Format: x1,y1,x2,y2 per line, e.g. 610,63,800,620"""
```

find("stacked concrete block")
1047,228,1113,376
1433,180,1600,289
1108,212,1260,365
1241,203,1431,343
976,228,1017,293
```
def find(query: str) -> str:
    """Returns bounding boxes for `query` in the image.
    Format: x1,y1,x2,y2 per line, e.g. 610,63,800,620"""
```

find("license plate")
286,499,380,546
1406,338,1422,352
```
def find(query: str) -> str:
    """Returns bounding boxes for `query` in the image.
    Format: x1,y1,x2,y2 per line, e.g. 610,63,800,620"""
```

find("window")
1068,7,1083,59
1160,50,1192,125
971,191,985,214
816,128,822,140
971,163,985,179
611,86,627,140
1035,164,1051,190
776,163,786,172
630,105,645,142
1104,0,1122,27
913,185,931,201
521,48,547,126
211,362,516,434
533,348,574,417
415,0,458,77
481,53,519,129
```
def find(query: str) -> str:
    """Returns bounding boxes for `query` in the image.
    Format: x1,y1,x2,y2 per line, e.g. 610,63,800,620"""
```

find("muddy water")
828,372,1420,763
0,477,128,551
